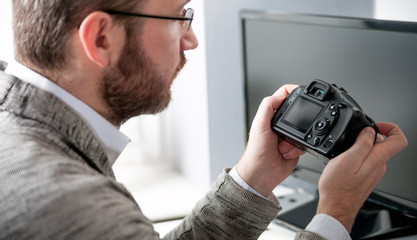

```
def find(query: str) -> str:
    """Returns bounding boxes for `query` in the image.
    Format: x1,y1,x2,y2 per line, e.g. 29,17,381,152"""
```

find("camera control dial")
314,117,330,135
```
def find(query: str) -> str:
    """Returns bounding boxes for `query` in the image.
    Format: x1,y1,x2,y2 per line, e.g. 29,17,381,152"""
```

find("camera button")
313,137,321,146
338,102,347,109
331,111,338,116
324,139,334,148
315,118,329,132
330,105,336,110
307,134,312,139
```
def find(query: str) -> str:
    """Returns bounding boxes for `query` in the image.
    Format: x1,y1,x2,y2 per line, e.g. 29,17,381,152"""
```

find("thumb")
251,95,286,132
250,84,299,133
256,84,298,123
332,127,375,171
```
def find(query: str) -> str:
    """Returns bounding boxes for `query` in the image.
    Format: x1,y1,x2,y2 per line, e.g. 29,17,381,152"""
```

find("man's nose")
181,26,199,51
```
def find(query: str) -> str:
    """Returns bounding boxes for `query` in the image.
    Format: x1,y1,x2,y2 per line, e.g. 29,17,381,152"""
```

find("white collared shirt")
5,60,130,165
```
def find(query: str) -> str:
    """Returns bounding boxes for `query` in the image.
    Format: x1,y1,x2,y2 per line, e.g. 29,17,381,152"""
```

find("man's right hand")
316,122,408,232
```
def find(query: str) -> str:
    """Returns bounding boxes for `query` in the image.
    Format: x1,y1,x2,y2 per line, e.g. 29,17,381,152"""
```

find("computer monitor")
242,10,417,237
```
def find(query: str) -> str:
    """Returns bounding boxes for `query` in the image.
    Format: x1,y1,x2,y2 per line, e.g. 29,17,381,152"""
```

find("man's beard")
100,35,186,125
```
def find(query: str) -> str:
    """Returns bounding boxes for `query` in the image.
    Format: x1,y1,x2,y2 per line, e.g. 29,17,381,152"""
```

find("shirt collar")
4,60,130,165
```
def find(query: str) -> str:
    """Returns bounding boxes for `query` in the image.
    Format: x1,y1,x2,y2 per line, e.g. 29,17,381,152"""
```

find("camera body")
271,79,377,163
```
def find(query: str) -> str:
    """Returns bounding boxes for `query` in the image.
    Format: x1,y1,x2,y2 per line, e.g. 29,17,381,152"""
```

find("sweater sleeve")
164,168,281,240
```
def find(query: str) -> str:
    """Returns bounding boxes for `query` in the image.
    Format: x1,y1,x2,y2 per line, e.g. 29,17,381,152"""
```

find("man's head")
12,0,198,125
12,0,141,71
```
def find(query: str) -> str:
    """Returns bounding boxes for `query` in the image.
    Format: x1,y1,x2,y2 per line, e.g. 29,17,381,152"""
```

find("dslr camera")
271,79,377,162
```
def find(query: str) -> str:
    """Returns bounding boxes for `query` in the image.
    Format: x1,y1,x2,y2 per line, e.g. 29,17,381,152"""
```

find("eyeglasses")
104,8,194,31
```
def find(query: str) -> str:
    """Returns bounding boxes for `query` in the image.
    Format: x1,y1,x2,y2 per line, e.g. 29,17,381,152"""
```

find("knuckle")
351,137,374,158
359,136,374,152
401,136,409,150
260,96,274,107
261,96,273,103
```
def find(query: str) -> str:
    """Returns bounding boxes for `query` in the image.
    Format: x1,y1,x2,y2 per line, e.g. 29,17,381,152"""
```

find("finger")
251,96,284,132
375,122,401,136
272,84,299,96
372,122,408,161
375,133,385,143
272,84,299,100
252,85,299,127
250,85,301,137
359,123,407,181
270,84,299,109
279,140,304,157
283,147,304,160
279,141,293,154
332,127,375,173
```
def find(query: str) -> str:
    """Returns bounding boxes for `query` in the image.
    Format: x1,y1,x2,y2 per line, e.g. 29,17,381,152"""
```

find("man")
0,0,407,240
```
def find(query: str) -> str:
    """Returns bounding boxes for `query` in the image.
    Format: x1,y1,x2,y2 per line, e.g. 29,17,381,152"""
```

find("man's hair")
11,0,143,71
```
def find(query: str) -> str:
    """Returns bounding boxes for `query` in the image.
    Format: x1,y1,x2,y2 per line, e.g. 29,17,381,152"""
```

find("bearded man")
0,0,407,239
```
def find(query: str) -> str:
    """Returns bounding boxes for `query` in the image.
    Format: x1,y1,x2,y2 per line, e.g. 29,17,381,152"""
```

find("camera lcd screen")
282,97,324,134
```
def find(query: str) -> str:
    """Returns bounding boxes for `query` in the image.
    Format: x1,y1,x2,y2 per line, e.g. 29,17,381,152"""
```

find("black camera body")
271,79,377,162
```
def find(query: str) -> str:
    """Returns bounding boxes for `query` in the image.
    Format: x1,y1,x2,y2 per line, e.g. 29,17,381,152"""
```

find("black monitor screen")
242,11,417,214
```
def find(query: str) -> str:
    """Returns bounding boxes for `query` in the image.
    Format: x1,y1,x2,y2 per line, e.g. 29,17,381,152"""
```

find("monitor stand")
274,170,417,239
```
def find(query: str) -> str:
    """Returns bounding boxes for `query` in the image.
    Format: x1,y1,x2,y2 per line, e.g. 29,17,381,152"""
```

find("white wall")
375,0,417,22
167,0,210,189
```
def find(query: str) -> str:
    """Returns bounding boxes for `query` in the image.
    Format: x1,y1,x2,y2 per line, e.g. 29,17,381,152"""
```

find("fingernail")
376,134,385,143
365,127,375,138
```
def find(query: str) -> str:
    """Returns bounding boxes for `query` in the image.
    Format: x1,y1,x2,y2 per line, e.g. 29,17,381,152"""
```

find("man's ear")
78,12,117,67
